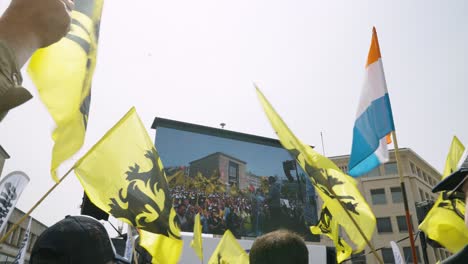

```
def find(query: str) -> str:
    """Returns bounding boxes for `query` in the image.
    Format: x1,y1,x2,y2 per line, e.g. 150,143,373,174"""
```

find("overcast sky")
0,0,467,230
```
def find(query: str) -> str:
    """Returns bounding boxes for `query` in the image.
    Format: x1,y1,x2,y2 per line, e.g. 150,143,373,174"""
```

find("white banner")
12,217,32,264
390,241,405,264
124,224,139,262
0,171,29,234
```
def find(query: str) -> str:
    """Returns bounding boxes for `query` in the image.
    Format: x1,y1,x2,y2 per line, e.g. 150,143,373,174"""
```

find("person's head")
177,204,187,215
268,176,276,184
29,215,129,264
249,230,308,264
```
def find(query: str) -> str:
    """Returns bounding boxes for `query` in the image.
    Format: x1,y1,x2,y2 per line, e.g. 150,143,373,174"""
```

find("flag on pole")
191,213,203,261
28,0,104,182
73,107,182,263
12,217,32,264
256,87,376,256
208,230,249,264
348,27,395,177
419,136,468,253
0,171,29,234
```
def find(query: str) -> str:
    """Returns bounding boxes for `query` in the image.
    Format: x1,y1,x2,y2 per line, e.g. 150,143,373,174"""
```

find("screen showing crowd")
154,121,319,241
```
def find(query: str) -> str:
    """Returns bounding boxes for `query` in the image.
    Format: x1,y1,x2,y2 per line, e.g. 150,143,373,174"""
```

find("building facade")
0,146,9,178
189,152,248,189
0,145,48,263
0,208,48,263
328,148,452,264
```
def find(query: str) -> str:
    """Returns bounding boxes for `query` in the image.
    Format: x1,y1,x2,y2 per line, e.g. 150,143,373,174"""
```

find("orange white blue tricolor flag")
348,27,395,177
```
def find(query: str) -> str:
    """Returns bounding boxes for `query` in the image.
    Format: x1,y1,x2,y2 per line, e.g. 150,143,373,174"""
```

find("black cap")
432,168,468,193
30,215,130,264
432,156,468,193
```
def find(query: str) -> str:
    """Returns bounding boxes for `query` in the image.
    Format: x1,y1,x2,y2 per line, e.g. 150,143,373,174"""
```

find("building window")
397,215,408,232
351,252,366,264
417,168,422,178
16,228,25,247
425,192,431,201
228,161,239,185
384,162,398,176
423,172,428,182
28,234,36,253
367,167,381,177
371,189,387,205
410,162,416,175
403,247,421,263
419,189,425,201
391,187,403,203
381,248,395,264
340,166,348,173
6,222,17,245
376,217,393,233
434,248,440,261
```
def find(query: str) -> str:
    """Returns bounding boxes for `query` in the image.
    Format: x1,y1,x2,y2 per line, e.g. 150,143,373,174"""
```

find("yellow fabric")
419,136,468,253
443,136,465,178
73,107,182,263
140,229,183,264
256,87,376,255
28,0,104,182
191,213,203,261
208,230,249,264
311,206,352,263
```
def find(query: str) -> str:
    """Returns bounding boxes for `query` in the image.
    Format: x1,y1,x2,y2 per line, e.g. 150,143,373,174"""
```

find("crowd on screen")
170,185,271,237
170,184,310,238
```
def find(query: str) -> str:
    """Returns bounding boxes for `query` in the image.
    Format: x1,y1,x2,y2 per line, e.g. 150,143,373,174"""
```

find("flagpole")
320,131,326,156
326,175,384,264
391,131,418,264
0,166,75,244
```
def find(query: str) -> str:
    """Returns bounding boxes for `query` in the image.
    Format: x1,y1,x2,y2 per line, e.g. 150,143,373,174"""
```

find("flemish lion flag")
256,87,376,256
311,206,352,263
419,136,468,253
74,107,182,263
28,0,104,182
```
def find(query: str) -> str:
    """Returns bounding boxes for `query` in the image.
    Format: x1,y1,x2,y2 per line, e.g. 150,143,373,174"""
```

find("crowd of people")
171,185,268,237
170,178,313,239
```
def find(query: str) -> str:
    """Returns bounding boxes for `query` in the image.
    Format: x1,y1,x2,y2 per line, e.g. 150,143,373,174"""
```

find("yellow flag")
311,206,352,263
73,107,182,263
191,213,203,261
256,87,376,254
419,136,468,253
208,230,249,264
28,0,104,182
443,136,465,178
139,230,183,264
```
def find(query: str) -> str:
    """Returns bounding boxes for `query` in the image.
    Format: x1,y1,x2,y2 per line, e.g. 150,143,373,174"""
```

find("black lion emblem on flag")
109,149,180,239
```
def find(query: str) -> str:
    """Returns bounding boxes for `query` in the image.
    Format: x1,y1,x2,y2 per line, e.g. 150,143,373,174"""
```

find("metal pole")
320,132,326,156
419,231,430,264
293,162,304,203
392,131,418,264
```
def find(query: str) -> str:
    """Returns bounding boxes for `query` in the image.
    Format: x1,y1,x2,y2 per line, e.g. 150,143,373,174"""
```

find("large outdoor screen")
152,118,319,241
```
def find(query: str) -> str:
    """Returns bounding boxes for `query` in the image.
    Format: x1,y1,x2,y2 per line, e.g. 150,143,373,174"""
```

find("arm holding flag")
0,0,72,120
0,0,73,66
